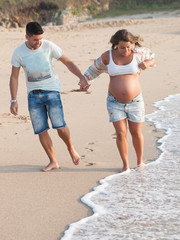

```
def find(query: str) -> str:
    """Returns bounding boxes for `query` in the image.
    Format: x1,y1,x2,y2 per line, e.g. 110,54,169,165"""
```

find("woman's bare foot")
69,148,80,165
120,167,130,173
136,163,145,171
42,162,60,172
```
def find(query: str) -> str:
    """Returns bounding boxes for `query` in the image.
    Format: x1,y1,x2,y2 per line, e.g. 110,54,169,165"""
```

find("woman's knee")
116,131,127,141
130,130,143,140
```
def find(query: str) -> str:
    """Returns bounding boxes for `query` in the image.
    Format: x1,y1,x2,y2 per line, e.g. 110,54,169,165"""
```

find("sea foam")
61,94,180,240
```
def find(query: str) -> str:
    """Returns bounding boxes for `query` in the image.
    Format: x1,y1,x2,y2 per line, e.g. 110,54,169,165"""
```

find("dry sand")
0,12,180,240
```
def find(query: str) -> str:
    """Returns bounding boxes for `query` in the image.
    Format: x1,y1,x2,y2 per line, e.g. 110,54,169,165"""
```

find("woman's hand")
139,58,156,70
138,61,149,70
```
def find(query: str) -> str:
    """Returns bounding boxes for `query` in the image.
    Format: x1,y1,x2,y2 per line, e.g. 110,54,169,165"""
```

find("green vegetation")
0,0,179,16
0,0,179,27
0,0,64,12
0,0,103,10
94,1,180,19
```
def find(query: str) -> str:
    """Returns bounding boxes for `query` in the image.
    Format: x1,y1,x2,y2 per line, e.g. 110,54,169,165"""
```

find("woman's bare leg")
128,121,144,166
113,119,129,172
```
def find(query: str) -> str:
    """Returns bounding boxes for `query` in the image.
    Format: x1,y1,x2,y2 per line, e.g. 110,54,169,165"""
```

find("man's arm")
59,54,89,90
9,66,20,116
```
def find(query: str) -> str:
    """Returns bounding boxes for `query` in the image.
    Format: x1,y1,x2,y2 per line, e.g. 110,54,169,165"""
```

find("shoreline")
61,93,180,239
0,13,180,240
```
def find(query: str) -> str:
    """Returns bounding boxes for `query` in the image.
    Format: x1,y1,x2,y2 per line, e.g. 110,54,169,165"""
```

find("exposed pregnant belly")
108,74,141,102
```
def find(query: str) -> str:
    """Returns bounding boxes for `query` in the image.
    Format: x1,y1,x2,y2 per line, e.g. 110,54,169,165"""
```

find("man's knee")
57,126,66,133
39,130,48,138
57,126,69,137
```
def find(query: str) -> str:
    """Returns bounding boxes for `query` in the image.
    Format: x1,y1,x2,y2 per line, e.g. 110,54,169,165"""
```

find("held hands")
78,77,90,91
10,102,18,116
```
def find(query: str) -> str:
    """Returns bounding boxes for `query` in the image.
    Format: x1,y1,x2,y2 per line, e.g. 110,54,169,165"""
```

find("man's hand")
10,102,18,116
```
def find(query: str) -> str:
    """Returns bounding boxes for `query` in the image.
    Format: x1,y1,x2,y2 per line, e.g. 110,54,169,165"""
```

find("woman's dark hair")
26,22,44,36
110,29,143,49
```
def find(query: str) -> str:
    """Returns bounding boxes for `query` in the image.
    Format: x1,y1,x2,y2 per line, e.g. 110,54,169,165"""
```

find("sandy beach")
0,11,180,240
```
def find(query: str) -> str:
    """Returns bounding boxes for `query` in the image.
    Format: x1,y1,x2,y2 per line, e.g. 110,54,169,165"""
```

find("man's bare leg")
128,121,144,167
113,119,129,172
39,130,60,172
57,126,80,165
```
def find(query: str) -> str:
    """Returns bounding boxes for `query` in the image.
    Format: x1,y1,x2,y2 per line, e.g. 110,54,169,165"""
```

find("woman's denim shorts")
28,90,66,134
107,92,145,123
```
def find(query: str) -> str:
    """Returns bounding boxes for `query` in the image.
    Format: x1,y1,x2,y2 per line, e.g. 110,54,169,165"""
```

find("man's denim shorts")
107,92,145,123
28,90,66,134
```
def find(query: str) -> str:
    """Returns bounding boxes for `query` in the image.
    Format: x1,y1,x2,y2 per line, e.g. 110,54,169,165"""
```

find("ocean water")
61,94,180,240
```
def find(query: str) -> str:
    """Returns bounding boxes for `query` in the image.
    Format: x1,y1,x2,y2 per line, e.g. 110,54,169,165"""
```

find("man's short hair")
26,22,44,36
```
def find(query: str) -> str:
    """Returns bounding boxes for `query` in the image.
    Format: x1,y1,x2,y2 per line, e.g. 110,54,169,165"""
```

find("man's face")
26,34,43,50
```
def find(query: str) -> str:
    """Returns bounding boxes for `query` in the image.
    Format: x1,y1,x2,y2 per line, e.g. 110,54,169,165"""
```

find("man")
10,21,88,172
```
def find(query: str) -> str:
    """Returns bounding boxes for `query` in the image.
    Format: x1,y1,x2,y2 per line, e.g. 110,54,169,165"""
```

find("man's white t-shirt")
11,39,64,94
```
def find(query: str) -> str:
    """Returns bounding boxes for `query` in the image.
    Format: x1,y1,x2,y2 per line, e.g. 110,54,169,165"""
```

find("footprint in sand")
80,155,95,166
81,142,96,166
61,89,91,94
85,147,94,152
84,142,95,152
17,115,30,122
0,113,30,124
112,133,116,139
85,162,94,166
70,89,91,94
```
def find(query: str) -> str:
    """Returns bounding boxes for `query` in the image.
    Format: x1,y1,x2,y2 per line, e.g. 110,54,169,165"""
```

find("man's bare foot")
69,149,80,165
120,167,130,173
42,162,60,172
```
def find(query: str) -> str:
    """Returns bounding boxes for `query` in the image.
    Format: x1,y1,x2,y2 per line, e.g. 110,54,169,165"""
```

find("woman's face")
116,41,132,57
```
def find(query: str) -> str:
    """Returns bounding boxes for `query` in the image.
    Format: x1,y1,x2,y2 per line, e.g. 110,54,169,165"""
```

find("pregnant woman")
80,29,156,172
